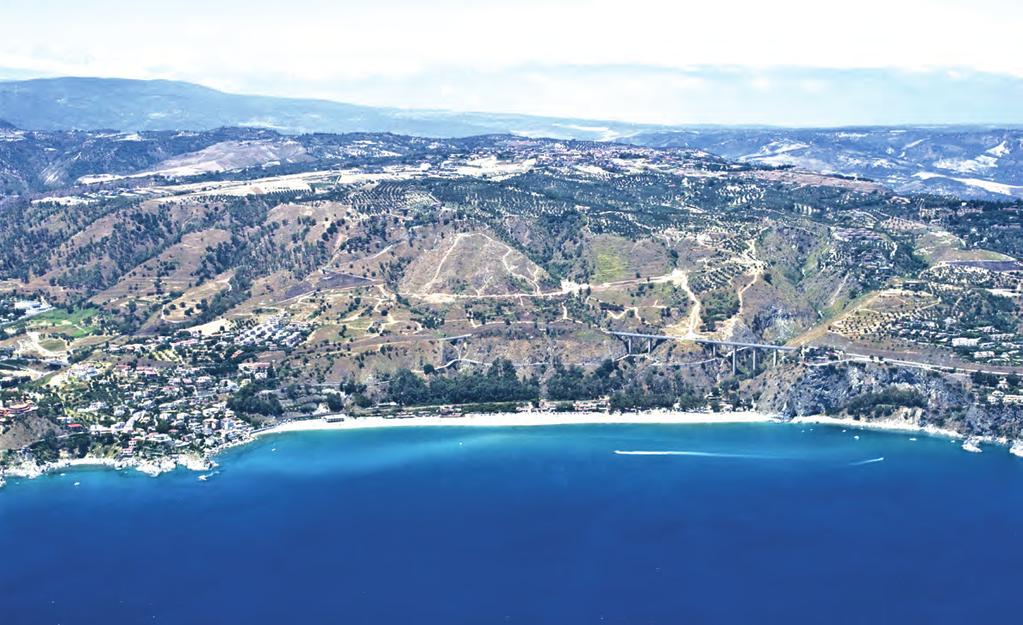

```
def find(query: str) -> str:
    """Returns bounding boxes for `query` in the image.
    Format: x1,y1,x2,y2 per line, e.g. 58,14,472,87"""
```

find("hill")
2,131,1023,465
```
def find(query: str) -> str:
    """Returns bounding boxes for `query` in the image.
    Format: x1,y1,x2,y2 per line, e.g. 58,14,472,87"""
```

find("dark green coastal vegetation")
381,358,705,412
385,359,539,406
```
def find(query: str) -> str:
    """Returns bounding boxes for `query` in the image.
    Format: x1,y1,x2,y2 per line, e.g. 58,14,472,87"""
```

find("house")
573,397,611,412
239,362,272,380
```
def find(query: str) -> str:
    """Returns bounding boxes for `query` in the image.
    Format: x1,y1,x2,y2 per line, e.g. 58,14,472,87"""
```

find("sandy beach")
790,415,965,440
254,410,780,438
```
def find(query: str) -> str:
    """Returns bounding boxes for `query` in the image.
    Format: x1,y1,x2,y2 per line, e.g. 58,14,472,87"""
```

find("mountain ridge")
0,76,664,140
629,127,1023,200
5,76,1023,200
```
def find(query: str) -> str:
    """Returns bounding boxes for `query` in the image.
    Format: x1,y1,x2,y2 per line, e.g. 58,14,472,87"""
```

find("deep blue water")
3,423,1023,624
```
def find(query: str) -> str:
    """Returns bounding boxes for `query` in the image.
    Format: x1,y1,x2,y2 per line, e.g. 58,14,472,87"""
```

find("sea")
2,422,1022,624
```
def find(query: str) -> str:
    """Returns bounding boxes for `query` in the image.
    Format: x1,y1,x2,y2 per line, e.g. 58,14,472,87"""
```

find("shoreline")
791,415,1023,456
1,452,214,483
252,410,780,438
258,412,1023,457
5,409,1022,486
0,410,778,485
790,415,964,440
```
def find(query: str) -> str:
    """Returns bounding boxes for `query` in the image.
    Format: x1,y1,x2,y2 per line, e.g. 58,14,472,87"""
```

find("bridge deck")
607,331,797,352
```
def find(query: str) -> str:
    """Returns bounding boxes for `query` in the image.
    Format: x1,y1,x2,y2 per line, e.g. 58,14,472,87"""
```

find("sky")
3,0,1023,125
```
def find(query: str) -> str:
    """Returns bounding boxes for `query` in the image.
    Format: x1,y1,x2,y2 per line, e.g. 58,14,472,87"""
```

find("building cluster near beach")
2,361,254,478
0,317,325,479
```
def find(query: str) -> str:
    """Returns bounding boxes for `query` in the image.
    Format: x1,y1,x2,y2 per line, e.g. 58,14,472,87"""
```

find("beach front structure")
0,401,37,421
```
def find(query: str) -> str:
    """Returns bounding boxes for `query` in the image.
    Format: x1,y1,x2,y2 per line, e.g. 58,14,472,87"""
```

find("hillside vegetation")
3,129,1023,460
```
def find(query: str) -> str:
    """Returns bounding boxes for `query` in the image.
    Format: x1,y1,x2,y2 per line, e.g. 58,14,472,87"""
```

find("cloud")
5,0,1023,80
3,0,1023,125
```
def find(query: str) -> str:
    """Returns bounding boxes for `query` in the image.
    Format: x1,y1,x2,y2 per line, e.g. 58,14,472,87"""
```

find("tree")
326,394,344,412
388,368,429,405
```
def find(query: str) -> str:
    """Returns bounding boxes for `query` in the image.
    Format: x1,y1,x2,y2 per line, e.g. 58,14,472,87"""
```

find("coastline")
260,412,1023,457
0,410,777,485
1,452,214,483
791,415,1023,457
252,410,780,438
790,415,964,440
6,409,1023,486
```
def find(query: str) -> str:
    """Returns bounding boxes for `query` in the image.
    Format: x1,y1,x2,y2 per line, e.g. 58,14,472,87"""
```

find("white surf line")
848,457,885,466
613,450,784,460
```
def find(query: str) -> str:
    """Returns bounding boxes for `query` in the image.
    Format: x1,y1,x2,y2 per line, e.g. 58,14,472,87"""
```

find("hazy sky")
4,0,1023,124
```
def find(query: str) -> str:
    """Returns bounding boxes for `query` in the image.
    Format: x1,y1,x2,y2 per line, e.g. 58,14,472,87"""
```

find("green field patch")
17,307,100,339
593,248,628,283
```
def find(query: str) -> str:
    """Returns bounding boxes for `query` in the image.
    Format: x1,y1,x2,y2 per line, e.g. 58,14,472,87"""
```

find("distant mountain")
4,77,1023,201
0,77,659,140
1,125,531,196
628,128,1023,201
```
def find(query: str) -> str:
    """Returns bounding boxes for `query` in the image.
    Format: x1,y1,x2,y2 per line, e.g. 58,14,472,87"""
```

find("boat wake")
848,457,885,466
613,450,782,460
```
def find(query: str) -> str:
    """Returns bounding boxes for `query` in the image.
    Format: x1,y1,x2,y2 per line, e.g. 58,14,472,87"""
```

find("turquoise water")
3,423,1023,624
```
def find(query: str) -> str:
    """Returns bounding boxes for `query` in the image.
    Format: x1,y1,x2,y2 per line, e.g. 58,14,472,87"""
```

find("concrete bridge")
605,330,800,373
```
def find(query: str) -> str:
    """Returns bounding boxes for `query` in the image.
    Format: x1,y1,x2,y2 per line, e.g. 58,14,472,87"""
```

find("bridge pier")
606,331,795,371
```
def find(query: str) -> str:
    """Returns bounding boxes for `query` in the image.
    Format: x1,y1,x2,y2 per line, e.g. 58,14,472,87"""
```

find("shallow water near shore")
3,422,1023,624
